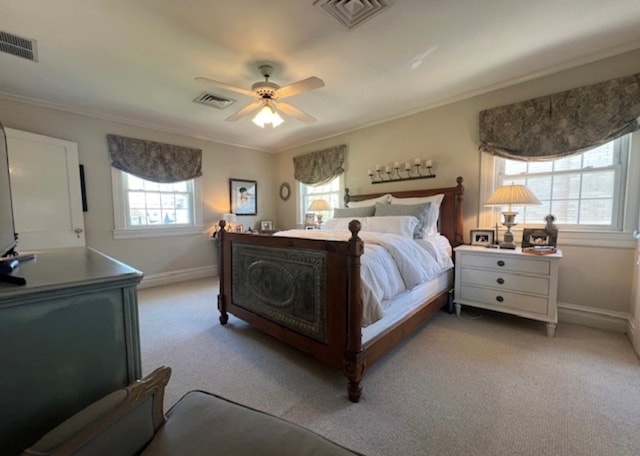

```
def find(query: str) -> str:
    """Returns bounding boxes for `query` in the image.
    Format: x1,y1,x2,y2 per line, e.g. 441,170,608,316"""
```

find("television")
0,121,17,259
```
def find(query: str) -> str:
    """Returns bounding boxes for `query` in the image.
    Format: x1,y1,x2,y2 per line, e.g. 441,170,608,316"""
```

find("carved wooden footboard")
218,220,365,400
217,177,464,402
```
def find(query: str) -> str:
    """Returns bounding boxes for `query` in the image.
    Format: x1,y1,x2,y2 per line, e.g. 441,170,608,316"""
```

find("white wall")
275,49,640,321
0,98,277,283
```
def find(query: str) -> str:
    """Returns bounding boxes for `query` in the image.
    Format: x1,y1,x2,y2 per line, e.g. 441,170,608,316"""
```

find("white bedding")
273,229,454,326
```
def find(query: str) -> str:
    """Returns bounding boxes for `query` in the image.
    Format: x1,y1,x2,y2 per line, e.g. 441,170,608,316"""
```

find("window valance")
107,134,202,183
479,73,640,160
293,144,346,185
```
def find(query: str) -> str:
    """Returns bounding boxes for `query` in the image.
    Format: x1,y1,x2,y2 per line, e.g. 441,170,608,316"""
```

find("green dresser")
0,247,143,456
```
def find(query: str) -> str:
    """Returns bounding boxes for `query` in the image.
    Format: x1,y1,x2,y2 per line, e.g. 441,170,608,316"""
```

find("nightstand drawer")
458,285,549,315
460,268,549,295
459,252,550,275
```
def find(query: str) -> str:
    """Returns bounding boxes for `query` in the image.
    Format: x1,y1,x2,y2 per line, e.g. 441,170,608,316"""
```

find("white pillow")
322,218,351,231
374,202,430,239
348,193,391,208
362,216,419,238
390,194,445,237
322,215,418,238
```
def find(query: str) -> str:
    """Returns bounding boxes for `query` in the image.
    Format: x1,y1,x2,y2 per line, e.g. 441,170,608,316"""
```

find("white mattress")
362,268,453,345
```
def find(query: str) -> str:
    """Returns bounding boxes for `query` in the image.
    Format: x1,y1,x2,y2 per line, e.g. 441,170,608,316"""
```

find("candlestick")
367,158,436,184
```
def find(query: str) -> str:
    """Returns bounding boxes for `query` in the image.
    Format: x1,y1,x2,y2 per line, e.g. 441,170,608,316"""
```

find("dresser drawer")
460,268,549,295
458,285,549,315
459,252,550,275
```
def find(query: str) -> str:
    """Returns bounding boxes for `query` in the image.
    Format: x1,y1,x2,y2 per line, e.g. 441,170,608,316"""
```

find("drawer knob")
496,296,504,302
497,260,505,267
497,278,504,284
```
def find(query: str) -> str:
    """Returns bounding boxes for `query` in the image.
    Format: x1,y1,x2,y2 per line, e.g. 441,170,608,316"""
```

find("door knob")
633,230,640,240
74,228,84,238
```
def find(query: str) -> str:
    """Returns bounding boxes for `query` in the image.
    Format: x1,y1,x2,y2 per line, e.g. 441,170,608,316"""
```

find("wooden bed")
217,177,464,402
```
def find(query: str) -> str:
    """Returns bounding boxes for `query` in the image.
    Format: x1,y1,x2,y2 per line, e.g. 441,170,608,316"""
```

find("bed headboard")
344,176,464,247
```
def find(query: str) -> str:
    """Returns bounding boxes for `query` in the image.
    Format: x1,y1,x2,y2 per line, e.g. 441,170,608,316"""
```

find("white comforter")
273,230,454,326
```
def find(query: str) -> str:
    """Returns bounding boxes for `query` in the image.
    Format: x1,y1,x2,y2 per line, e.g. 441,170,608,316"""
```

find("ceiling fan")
196,64,324,128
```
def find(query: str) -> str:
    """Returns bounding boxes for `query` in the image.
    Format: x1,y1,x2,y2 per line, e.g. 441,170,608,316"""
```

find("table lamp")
307,199,331,226
485,183,541,249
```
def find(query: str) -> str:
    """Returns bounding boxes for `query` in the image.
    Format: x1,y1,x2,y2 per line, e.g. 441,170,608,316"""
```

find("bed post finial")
344,188,351,208
348,219,362,242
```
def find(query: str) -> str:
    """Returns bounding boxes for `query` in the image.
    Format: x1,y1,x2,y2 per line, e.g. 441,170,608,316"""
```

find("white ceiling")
2,0,640,152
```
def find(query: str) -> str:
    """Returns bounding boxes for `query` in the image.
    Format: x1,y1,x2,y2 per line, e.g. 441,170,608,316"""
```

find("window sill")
113,225,205,240
509,228,635,249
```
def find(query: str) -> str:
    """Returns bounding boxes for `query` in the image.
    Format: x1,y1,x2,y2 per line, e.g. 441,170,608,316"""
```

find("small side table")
453,245,562,337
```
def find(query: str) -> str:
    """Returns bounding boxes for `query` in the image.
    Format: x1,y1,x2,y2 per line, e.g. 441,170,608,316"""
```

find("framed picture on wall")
230,178,257,215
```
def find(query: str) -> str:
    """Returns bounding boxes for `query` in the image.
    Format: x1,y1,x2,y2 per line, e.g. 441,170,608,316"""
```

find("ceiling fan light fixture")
252,102,284,128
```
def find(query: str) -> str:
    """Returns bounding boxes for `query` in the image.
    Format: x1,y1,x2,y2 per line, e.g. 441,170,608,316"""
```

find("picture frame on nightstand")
470,229,494,247
522,228,557,248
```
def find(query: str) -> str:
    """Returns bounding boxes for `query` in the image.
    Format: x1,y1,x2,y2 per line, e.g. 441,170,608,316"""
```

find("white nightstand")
453,245,562,337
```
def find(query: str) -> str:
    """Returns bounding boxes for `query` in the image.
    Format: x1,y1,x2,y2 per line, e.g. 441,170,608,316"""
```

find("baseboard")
138,265,217,289
558,301,631,334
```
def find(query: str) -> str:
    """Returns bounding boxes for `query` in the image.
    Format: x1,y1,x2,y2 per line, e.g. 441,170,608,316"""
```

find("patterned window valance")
107,134,202,183
479,73,640,160
293,144,346,185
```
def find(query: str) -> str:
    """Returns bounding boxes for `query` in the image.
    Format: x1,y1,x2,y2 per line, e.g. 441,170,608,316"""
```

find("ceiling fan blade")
274,77,324,99
275,102,317,124
195,77,255,97
226,101,263,121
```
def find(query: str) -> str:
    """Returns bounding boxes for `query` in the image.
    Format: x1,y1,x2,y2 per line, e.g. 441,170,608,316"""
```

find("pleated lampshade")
485,184,541,210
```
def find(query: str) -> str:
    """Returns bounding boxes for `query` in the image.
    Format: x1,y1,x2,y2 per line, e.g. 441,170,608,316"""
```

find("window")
299,175,343,224
112,170,203,239
480,132,640,247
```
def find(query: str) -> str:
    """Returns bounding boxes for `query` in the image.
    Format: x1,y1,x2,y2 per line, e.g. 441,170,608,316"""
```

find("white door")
5,128,85,250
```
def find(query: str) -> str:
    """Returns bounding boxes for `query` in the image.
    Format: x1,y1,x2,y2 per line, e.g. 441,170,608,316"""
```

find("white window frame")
479,131,640,248
298,174,345,225
111,168,204,239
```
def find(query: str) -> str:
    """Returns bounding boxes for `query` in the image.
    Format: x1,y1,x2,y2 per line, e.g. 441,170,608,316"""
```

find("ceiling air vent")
193,92,236,110
313,0,392,30
0,31,38,62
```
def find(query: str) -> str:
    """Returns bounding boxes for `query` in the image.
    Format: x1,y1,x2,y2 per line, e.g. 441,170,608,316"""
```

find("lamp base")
500,225,516,249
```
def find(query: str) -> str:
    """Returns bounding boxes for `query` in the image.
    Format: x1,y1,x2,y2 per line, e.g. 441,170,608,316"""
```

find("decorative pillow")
347,193,391,208
362,216,418,238
390,194,444,237
374,202,431,239
322,218,351,231
332,206,375,218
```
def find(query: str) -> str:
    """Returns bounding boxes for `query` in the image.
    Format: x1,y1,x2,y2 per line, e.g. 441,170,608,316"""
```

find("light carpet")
138,278,640,456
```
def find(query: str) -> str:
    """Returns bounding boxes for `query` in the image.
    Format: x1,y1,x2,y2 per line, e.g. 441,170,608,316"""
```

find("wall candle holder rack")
368,159,435,184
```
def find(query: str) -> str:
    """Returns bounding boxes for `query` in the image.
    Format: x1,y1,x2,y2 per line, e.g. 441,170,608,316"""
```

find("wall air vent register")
0,31,38,62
